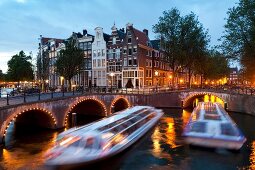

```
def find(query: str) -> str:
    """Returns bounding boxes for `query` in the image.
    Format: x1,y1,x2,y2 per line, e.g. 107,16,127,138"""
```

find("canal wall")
226,94,255,116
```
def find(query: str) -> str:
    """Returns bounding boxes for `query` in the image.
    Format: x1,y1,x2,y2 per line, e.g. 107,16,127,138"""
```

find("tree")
7,51,34,82
0,70,4,81
201,49,230,81
153,9,210,88
37,51,50,91
179,12,210,88
55,39,84,91
153,8,183,86
221,0,255,81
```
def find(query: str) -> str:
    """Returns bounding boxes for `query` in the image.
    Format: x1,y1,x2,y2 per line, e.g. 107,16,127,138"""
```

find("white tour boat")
44,106,163,168
182,102,246,150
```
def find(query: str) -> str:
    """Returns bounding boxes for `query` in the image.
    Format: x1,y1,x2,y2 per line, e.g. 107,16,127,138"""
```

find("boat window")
190,122,207,133
85,137,94,149
204,114,221,120
221,123,238,136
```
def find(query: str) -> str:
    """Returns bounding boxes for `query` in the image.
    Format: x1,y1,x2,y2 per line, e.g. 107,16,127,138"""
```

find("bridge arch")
64,97,107,127
110,96,131,114
182,92,226,108
1,108,57,141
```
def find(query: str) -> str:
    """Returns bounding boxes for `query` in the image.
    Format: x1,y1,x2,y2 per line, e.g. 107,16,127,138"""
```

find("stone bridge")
0,90,254,143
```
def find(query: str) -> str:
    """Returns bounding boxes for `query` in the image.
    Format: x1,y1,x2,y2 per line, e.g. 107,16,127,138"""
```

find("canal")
0,108,254,170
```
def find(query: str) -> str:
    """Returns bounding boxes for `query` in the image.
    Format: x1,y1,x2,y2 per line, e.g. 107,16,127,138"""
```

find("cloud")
15,0,27,3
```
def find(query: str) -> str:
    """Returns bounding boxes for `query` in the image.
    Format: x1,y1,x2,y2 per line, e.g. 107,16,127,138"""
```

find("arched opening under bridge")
3,108,56,145
66,98,107,128
110,97,130,113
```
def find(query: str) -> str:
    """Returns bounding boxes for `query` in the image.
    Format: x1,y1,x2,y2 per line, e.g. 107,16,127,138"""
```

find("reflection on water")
0,109,255,170
250,141,255,169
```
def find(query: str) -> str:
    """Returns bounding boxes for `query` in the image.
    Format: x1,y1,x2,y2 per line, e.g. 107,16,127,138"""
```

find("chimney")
120,28,125,33
143,29,148,36
83,29,87,36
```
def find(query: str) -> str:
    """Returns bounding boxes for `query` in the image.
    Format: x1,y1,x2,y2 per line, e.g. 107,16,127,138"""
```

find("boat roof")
58,106,154,139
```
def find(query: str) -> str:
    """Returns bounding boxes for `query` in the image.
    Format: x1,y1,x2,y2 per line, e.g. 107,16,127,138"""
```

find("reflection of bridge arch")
182,92,226,108
65,97,107,127
1,108,57,142
110,96,131,114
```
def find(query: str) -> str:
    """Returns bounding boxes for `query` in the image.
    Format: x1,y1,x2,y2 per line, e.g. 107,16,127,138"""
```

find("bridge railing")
0,86,254,108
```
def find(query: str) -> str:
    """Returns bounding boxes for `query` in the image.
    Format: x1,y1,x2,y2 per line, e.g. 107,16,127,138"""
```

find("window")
97,41,100,46
124,58,127,66
84,43,88,50
102,59,106,67
93,50,96,57
102,71,106,77
102,49,105,56
108,49,113,59
128,48,132,55
87,42,92,49
93,59,96,67
133,47,137,53
97,50,101,57
128,58,132,66
133,58,137,65
97,59,101,67
98,71,101,78
94,71,97,78
128,38,131,43
88,50,92,57
123,48,127,54
112,37,116,45
79,43,83,50
116,49,120,59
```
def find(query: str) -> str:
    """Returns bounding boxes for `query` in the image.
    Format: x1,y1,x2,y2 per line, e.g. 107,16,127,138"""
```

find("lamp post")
45,79,49,92
60,76,64,92
155,70,159,92
110,72,114,93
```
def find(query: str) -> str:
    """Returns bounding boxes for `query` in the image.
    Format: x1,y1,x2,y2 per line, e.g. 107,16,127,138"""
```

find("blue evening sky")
0,0,238,73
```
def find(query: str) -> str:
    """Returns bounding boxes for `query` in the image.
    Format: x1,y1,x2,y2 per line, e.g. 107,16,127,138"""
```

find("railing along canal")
0,86,254,108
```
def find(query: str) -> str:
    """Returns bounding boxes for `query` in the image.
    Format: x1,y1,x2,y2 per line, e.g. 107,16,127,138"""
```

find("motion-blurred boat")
44,106,163,167
182,102,246,150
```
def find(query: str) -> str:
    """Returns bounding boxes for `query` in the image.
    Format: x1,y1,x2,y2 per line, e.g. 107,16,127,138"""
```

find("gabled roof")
41,37,64,46
103,33,110,42
117,30,125,40
133,28,151,47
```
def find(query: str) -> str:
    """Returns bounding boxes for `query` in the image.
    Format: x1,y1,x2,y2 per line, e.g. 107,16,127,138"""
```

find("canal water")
0,109,254,170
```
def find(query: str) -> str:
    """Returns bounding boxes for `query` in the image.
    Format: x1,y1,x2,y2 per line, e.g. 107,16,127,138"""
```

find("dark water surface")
0,109,254,170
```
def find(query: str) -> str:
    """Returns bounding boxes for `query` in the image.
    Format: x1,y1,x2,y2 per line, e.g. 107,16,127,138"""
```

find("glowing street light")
110,73,114,92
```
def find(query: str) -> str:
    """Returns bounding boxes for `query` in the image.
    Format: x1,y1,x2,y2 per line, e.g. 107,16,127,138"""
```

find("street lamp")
155,70,159,92
110,72,114,92
60,76,64,92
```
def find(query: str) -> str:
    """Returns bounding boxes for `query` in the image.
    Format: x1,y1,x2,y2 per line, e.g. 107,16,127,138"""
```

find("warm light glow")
45,80,49,83
180,79,183,83
205,81,208,85
155,70,159,76
169,75,172,79
204,94,209,102
110,72,114,77
250,141,255,170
